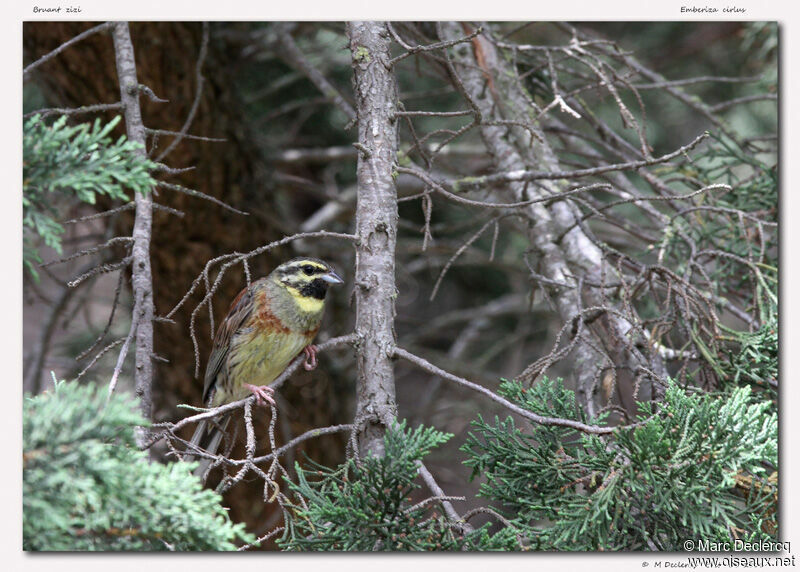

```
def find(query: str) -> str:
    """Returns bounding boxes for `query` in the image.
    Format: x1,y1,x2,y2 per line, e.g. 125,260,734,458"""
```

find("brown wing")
202,284,255,404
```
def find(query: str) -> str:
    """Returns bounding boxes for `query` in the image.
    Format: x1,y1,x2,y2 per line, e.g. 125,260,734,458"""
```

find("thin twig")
24,22,114,80
67,256,132,288
157,181,248,215
237,526,285,551
153,334,357,436
417,461,472,533
430,216,503,300
40,236,133,268
23,102,124,120
449,132,709,192
249,424,353,465
388,25,483,67
146,128,225,145
708,94,778,113
275,23,356,122
76,267,127,361
394,346,617,434
399,166,612,210
76,338,125,381
63,203,136,225
106,307,140,398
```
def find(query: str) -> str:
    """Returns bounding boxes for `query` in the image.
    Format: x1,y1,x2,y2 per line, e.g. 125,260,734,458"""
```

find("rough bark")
111,22,155,422
347,21,399,457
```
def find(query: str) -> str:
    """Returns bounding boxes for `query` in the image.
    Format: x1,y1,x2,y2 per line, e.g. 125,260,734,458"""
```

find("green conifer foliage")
280,422,465,550
280,421,520,550
277,380,775,551
22,115,156,278
23,380,253,550
461,378,777,550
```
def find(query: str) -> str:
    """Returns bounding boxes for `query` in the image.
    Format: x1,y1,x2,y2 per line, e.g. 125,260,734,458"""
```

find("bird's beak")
320,269,344,285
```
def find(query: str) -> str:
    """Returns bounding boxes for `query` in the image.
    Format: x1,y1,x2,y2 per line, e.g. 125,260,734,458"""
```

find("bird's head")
270,257,344,310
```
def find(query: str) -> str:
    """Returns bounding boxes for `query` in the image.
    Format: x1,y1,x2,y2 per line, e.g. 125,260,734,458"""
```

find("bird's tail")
184,415,232,480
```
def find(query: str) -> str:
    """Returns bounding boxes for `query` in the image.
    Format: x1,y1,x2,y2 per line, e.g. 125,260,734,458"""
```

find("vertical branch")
347,21,399,457
438,22,664,416
111,23,156,423
438,23,603,415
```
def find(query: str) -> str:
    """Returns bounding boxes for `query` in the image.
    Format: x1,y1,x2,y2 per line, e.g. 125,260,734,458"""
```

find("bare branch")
632,75,764,89
237,526,285,552
67,256,132,288
249,424,353,465
708,94,778,113
157,181,248,216
76,338,126,381
430,216,503,300
388,24,482,67
276,23,357,123
111,22,157,427
24,22,113,80
76,266,127,361
24,268,85,393
146,128,225,144
138,84,168,103
106,305,140,398
398,166,612,210
416,462,472,533
449,132,709,192
63,203,136,224
394,347,615,434
40,236,133,268
23,102,124,120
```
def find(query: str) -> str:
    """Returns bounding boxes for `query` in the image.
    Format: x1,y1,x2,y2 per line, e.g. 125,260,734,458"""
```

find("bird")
185,257,343,478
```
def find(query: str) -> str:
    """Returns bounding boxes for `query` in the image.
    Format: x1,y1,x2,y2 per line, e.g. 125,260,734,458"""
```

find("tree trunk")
111,22,156,424
347,21,399,457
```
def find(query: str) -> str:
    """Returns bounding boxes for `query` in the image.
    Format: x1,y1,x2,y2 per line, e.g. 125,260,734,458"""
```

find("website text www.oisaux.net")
682,555,795,568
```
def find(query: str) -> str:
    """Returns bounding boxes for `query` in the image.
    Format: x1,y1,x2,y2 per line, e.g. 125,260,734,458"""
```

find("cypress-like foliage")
461,378,777,550
278,381,776,551
280,421,523,550
23,379,254,550
22,114,156,278
280,422,463,551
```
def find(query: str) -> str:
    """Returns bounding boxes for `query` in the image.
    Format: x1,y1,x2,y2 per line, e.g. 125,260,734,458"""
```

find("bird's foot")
302,345,319,371
243,383,276,407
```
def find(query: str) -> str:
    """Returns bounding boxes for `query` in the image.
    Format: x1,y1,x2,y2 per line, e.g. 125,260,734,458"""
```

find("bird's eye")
302,265,315,276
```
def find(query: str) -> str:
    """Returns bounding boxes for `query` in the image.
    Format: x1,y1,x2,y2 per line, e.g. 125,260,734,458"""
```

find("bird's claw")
303,345,318,371
244,383,276,407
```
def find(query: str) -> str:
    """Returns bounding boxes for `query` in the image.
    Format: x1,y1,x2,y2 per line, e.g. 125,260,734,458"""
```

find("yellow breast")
212,328,312,406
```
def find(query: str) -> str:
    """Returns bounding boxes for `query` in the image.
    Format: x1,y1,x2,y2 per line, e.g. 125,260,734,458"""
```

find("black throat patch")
299,278,328,300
